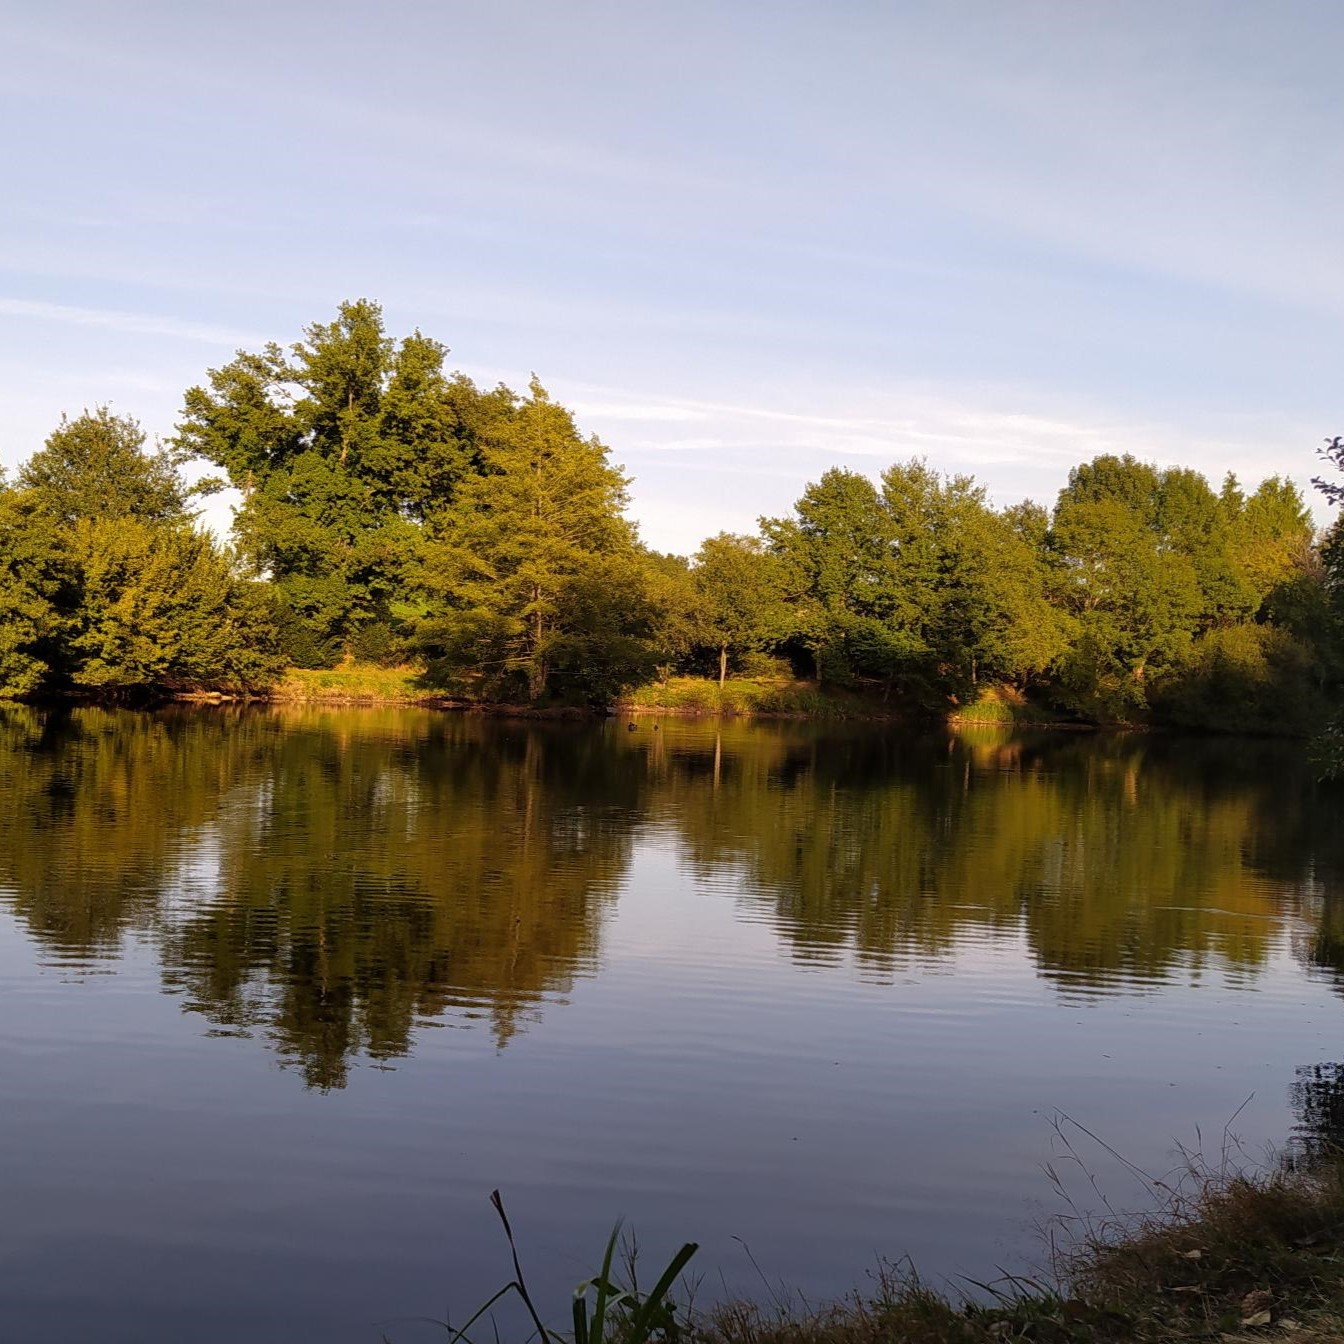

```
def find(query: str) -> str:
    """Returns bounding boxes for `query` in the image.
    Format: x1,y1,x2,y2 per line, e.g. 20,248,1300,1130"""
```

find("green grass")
947,685,1066,727
621,676,893,720
270,663,438,704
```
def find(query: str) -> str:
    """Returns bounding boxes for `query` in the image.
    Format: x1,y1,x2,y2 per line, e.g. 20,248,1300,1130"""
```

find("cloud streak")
0,298,265,348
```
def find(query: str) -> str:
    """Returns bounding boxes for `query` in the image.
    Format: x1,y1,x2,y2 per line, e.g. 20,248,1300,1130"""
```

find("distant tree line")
1,299,1341,729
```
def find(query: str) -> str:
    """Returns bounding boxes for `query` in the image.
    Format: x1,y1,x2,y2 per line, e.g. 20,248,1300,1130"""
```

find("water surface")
2,707,1342,1343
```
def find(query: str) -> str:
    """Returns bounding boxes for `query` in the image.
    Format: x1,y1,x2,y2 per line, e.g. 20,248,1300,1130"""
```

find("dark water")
2,707,1343,1343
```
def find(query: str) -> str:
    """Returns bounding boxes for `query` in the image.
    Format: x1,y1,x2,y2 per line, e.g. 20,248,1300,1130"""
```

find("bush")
1156,624,1326,735
348,620,404,668
737,651,795,679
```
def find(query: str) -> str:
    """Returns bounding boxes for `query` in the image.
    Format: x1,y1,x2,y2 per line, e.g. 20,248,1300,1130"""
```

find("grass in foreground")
424,1147,1344,1344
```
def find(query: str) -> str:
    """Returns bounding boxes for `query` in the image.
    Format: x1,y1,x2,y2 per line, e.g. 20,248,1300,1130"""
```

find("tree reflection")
0,707,1340,1089
0,706,640,1088
653,725,1335,991
1291,1063,1344,1160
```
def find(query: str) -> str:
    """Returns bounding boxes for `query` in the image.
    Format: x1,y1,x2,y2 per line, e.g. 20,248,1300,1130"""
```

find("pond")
1,706,1342,1343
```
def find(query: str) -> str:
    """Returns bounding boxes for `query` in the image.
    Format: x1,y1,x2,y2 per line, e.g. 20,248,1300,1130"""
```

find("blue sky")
2,1,1341,552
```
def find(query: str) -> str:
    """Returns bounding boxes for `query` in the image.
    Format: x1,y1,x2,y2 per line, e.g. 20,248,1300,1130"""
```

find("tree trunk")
718,644,728,688
814,645,823,687
529,590,545,701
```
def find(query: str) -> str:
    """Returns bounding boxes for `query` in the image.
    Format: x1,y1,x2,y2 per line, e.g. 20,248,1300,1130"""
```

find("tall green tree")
762,468,890,683
636,549,703,679
691,533,792,686
879,460,1065,697
65,517,281,693
177,300,498,661
414,378,638,702
1051,495,1202,716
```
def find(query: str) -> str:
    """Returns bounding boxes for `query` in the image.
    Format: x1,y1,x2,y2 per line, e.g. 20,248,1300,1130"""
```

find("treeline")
1,299,1340,727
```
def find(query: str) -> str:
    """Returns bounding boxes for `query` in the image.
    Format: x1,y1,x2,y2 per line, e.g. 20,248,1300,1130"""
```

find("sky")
1,1,1341,553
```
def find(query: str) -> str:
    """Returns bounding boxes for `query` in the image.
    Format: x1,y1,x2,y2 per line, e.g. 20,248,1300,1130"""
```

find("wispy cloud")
566,380,1287,469
0,298,264,348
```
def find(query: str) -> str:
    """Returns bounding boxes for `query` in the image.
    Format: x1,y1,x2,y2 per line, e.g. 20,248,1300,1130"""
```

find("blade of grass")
625,1242,699,1342
588,1221,623,1344
489,1189,554,1344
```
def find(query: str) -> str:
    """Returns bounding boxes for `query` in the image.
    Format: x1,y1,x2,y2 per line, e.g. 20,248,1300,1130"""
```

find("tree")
0,485,69,697
636,550,702,679
19,406,188,525
1042,454,1315,721
762,468,890,683
413,378,637,702
1232,476,1313,608
1057,453,1162,524
879,460,1065,698
691,533,791,686
66,518,282,693
0,410,282,698
177,300,497,660
1051,495,1202,714
545,554,661,705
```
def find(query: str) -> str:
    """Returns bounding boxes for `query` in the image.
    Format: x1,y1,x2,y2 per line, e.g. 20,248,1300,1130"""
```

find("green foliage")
1045,457,1316,725
176,300,499,656
1155,623,1326,735
0,410,283,699
347,619,403,667
691,533,793,685
623,674,878,718
63,517,281,693
413,377,640,703
6,301,1339,723
19,406,189,525
430,1191,697,1344
0,485,69,696
546,555,661,706
1310,713,1344,782
272,663,428,703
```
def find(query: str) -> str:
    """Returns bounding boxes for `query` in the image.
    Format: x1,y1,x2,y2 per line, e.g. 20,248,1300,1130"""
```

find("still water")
1,706,1342,1342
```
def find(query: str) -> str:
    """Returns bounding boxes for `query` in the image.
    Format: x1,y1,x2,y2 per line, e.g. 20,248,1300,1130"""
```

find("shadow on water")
2,704,1344,1089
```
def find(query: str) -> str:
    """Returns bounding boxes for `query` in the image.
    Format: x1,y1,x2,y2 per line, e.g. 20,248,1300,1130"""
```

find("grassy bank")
948,685,1081,728
262,668,1164,731
270,664,440,705
620,675,895,720
449,1150,1344,1344
269,666,905,718
693,1160,1344,1344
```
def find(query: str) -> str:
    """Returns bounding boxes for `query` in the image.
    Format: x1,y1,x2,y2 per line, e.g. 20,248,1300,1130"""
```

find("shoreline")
0,688,1249,733
2,672,1304,736
448,1144,1344,1344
